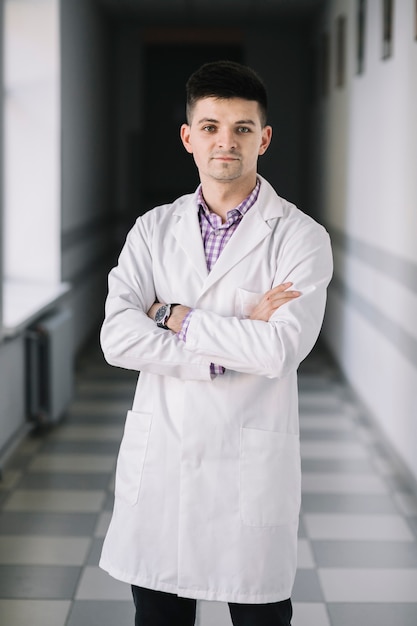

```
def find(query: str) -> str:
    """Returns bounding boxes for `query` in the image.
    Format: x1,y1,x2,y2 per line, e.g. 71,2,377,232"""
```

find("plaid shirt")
178,179,261,375
198,179,261,271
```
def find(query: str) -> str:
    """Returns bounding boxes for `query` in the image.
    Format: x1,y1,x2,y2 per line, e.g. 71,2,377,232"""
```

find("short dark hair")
186,60,268,127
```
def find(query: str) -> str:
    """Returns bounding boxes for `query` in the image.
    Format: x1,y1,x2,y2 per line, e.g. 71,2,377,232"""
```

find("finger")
265,283,295,299
269,282,293,294
264,293,300,313
269,290,300,303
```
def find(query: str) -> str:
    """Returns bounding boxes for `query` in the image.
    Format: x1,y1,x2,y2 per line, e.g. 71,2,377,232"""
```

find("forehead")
190,97,263,125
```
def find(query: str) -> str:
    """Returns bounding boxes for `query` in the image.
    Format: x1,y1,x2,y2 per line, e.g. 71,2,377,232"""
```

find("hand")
166,304,191,333
249,282,300,322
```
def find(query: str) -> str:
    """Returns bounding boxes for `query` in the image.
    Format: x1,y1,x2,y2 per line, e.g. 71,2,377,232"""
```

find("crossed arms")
147,283,300,332
100,213,332,381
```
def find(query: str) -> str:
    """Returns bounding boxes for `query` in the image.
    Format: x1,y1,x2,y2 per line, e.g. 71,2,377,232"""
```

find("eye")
237,127,251,133
202,125,216,132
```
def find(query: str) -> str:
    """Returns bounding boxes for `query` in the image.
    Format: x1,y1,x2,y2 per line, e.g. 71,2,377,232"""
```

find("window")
2,0,64,334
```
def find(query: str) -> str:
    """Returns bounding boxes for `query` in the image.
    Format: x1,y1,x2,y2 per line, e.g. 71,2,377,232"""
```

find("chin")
210,167,243,181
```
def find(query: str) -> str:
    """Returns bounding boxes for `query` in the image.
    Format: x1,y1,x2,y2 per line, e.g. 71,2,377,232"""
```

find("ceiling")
95,0,325,24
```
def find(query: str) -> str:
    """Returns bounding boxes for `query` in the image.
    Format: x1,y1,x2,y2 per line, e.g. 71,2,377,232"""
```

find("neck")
200,176,257,221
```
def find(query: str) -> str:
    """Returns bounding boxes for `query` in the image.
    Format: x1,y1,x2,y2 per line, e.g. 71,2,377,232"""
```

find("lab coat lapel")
201,178,284,293
201,206,272,292
172,195,208,283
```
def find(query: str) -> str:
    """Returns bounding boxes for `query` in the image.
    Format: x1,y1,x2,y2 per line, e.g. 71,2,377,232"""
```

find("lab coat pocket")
234,288,263,319
115,410,152,506
240,427,301,527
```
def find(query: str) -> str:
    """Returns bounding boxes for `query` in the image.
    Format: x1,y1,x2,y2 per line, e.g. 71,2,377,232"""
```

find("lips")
212,154,240,161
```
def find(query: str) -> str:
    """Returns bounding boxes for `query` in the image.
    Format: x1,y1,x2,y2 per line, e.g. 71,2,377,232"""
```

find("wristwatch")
154,303,179,330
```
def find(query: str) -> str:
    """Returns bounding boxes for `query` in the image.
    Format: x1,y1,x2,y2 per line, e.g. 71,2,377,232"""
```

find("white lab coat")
99,176,332,603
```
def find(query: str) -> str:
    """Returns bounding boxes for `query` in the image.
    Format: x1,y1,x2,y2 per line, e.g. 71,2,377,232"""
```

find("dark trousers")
131,585,292,626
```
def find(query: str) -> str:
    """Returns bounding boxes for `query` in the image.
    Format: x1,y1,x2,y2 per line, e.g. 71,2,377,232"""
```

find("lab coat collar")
171,175,284,291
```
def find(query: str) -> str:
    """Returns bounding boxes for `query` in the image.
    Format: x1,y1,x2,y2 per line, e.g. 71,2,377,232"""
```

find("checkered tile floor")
0,340,417,625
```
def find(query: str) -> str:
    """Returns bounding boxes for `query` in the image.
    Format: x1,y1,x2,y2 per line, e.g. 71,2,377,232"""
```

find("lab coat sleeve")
100,218,212,381
184,224,333,379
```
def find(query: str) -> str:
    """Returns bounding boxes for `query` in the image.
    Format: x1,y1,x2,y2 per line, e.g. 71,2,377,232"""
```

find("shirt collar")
197,177,261,219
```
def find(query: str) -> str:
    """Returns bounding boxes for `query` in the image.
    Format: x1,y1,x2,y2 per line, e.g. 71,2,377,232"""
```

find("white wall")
311,0,417,481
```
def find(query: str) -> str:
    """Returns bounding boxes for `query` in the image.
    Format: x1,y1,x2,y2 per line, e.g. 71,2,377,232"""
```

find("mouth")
212,155,240,162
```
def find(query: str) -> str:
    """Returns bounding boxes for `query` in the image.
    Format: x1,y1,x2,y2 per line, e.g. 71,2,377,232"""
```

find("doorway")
142,35,243,210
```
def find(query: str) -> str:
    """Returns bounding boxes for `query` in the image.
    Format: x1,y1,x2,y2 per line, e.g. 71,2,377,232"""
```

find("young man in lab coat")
100,61,333,625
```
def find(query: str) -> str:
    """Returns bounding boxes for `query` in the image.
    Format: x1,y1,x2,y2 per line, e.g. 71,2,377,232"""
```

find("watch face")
155,304,169,326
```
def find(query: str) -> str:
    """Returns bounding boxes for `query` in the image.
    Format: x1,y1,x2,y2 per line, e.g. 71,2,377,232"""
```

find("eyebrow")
196,117,257,126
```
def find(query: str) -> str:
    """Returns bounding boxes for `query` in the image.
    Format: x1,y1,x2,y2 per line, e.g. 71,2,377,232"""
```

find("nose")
217,128,237,150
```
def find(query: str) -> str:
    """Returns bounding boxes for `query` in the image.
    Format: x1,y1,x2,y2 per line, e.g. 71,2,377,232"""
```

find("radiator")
25,308,74,424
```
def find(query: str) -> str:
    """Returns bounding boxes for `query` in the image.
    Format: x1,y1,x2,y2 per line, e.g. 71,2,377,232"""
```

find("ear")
258,125,272,156
180,124,193,154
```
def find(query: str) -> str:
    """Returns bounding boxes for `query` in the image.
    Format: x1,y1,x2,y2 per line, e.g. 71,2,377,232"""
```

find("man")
100,60,332,626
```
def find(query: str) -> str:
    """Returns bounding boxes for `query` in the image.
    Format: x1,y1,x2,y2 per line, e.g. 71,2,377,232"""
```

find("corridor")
0,340,416,626
1,0,417,623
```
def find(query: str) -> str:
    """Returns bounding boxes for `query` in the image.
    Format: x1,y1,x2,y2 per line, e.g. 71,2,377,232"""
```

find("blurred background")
0,1,417,623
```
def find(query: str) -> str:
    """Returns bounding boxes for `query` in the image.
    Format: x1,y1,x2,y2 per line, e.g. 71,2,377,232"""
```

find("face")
180,97,272,187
